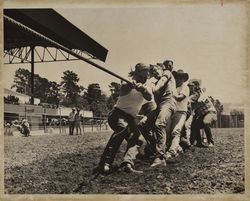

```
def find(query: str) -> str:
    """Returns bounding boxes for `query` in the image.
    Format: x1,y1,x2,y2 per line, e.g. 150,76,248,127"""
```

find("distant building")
4,88,40,105
4,89,93,130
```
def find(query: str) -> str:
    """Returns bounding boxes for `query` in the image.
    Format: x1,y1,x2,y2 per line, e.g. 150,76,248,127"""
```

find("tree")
33,75,51,103
209,96,223,115
46,81,61,105
85,83,102,104
11,68,61,105
109,82,121,102
106,82,121,110
107,95,116,111
11,68,31,95
60,70,83,106
88,94,109,117
84,83,110,116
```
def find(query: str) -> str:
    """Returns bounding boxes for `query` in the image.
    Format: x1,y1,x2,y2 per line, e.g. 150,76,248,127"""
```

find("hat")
134,63,149,72
156,63,165,69
129,63,149,77
188,79,202,87
172,69,189,82
187,82,195,86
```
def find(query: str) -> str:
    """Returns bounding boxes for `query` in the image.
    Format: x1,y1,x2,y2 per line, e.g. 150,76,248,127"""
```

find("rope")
4,15,132,84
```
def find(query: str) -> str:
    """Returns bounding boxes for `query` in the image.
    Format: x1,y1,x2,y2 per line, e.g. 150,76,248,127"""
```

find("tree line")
11,68,225,117
11,68,121,117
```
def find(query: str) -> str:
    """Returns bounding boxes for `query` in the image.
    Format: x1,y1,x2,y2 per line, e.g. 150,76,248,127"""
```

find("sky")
3,2,248,104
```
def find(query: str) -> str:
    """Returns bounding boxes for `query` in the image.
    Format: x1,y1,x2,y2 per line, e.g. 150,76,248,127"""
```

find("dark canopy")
4,9,108,62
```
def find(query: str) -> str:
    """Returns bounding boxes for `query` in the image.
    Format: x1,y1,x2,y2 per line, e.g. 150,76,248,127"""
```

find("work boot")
150,157,166,167
93,163,111,175
208,142,214,147
195,143,208,148
123,163,143,174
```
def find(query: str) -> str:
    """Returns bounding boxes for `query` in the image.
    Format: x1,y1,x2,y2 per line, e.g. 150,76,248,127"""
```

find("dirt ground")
4,128,244,194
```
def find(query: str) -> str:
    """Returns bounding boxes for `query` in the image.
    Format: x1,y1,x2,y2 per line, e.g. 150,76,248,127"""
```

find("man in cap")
68,107,76,135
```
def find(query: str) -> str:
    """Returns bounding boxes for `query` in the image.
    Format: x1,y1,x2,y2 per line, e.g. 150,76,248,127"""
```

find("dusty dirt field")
4,128,244,194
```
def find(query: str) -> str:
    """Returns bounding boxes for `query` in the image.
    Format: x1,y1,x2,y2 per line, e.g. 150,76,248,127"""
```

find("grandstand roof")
4,9,108,62
4,88,30,98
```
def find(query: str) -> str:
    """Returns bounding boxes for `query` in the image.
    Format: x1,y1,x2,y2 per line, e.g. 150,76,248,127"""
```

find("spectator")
75,108,82,135
61,118,67,134
68,108,76,135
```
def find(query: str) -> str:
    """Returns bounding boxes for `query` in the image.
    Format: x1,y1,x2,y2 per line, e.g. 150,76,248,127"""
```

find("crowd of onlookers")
94,60,218,175
4,119,31,137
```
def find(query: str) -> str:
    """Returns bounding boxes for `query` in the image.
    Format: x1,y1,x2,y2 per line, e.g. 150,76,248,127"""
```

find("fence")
214,114,244,128
43,118,110,134
4,113,244,136
4,114,110,136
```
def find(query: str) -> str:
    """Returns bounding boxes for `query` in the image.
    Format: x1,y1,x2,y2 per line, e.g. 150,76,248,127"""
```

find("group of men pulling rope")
94,60,217,174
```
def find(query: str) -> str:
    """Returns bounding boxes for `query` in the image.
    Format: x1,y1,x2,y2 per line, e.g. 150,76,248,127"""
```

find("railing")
4,113,244,136
213,114,244,128
4,115,110,136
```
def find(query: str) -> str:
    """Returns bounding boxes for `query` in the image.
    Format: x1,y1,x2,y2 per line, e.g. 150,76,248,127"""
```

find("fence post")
59,107,62,134
44,107,48,133
25,106,27,119
82,117,85,133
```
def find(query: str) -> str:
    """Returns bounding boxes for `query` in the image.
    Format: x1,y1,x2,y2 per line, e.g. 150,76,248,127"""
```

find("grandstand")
4,88,94,131
3,9,110,134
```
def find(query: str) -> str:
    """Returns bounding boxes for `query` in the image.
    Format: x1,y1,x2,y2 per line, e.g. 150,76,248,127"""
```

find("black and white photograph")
1,0,249,200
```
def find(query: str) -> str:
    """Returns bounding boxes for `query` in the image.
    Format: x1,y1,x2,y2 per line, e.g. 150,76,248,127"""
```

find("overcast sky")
3,2,248,104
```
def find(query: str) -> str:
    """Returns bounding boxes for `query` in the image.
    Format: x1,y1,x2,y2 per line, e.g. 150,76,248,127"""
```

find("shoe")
179,140,191,150
165,152,172,160
92,163,111,175
165,152,177,163
150,157,166,167
195,143,208,148
124,163,143,174
208,143,214,147
103,163,111,173
176,146,184,155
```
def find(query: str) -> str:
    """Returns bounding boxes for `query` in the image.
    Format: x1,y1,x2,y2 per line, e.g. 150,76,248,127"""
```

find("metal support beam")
30,46,34,105
4,46,96,64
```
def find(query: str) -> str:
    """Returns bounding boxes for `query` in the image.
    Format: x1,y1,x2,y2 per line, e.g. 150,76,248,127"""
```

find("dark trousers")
98,108,141,167
190,116,214,145
69,121,75,135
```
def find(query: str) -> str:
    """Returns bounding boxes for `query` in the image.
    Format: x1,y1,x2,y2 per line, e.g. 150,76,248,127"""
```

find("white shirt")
142,78,156,105
115,88,145,117
176,83,189,112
